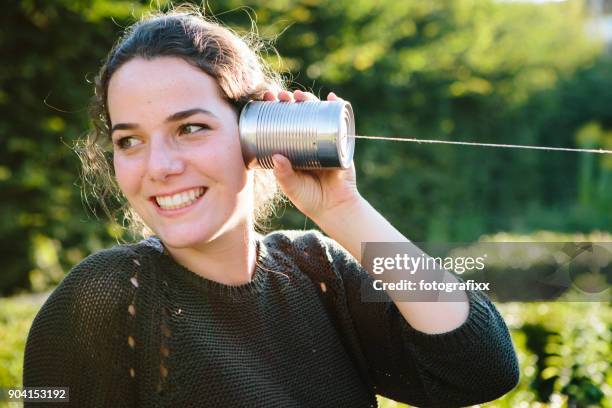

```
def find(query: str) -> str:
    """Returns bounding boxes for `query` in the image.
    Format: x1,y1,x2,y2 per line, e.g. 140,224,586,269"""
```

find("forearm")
313,195,469,334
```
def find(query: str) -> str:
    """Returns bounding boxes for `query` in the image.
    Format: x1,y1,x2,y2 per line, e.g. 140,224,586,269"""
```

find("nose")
147,136,185,181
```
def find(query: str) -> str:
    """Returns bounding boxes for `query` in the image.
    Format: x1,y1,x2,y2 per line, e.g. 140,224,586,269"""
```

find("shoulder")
33,241,154,326
260,229,339,259
23,244,151,392
62,242,151,288
260,229,356,282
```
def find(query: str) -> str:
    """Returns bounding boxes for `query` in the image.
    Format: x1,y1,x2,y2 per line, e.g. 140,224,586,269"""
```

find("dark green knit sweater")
23,229,519,407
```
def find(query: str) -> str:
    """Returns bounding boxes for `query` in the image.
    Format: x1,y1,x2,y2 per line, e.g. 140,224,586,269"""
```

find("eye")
114,136,142,150
179,123,210,135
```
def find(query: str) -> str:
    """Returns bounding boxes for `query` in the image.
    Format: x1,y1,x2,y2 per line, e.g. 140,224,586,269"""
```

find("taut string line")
351,135,612,154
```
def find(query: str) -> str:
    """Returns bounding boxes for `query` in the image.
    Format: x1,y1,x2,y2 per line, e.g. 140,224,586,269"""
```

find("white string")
351,135,612,154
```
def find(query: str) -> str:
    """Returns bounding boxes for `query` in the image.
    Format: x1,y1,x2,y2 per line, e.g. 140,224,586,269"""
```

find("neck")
163,221,259,286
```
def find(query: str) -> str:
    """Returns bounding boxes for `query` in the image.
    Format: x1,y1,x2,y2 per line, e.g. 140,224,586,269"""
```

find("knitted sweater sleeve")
22,247,138,408
318,234,520,408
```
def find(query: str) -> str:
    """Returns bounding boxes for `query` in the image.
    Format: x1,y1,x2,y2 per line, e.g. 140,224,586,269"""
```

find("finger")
327,92,344,101
278,90,294,102
263,90,277,101
294,90,319,102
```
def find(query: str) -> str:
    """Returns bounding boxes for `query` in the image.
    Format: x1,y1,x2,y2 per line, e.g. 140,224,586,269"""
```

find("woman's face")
107,56,253,249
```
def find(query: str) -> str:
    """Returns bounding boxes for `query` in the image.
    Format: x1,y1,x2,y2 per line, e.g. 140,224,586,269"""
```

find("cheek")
199,137,247,187
220,144,249,189
113,157,143,196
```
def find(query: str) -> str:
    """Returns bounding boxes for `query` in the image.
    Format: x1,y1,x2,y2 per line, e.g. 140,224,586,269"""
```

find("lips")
152,187,207,210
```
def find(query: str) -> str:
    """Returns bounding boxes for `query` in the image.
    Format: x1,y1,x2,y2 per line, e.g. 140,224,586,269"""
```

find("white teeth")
155,187,205,210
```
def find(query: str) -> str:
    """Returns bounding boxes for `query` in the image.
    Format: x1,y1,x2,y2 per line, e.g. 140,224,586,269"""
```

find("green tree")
2,0,610,295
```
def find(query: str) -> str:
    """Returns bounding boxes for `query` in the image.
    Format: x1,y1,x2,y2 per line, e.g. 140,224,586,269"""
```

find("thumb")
272,154,301,197
271,154,294,181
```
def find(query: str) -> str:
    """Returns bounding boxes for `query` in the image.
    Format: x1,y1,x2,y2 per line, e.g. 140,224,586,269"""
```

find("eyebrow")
110,108,218,135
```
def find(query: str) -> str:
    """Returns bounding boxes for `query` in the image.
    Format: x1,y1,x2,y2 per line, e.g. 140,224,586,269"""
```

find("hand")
262,89,361,221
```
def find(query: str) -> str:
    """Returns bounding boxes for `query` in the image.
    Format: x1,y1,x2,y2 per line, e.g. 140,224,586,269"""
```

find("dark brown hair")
78,4,285,236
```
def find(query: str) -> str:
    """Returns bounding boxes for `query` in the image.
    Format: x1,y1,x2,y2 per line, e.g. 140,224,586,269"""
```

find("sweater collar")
145,234,272,300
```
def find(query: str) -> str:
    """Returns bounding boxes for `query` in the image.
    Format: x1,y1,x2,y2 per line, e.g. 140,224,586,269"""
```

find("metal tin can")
239,100,355,169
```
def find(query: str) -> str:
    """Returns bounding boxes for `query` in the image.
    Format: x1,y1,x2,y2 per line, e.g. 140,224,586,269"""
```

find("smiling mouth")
153,187,207,210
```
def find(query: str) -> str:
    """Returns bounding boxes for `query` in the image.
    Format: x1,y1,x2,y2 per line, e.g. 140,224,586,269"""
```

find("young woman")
23,7,519,408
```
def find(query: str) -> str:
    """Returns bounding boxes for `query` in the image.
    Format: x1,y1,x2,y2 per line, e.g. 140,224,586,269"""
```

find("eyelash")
114,123,211,150
178,123,210,135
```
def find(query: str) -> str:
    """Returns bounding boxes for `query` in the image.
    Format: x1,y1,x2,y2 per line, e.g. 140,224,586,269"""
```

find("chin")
155,224,215,250
145,204,250,250
161,234,214,251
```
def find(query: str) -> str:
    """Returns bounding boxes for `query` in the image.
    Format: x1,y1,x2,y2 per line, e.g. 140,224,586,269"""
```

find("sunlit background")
1,0,611,406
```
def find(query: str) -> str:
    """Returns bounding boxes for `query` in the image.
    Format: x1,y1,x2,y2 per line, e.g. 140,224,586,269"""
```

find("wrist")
312,193,366,230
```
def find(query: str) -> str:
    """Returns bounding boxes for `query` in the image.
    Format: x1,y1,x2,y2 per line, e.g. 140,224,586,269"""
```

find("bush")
0,294,43,408
444,230,612,302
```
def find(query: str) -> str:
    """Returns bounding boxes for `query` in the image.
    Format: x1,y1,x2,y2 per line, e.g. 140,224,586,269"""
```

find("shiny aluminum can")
239,100,355,169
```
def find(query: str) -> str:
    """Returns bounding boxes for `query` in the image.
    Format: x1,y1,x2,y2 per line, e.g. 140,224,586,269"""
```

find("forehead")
107,56,226,123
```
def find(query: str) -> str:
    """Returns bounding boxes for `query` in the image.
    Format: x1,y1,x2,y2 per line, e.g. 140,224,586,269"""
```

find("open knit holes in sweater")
302,249,328,294
156,279,172,394
127,258,172,392
128,258,140,379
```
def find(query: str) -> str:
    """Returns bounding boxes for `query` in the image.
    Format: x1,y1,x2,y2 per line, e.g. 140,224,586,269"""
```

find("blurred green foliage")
0,0,153,295
0,296,40,403
445,230,612,302
2,0,612,295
